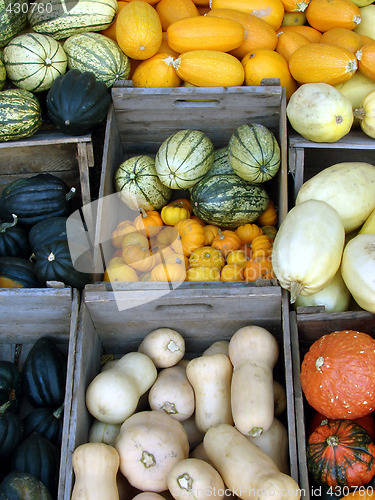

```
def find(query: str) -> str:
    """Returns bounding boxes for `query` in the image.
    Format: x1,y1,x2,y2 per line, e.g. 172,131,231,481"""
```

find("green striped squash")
0,0,27,48
4,33,67,92
155,129,214,190
28,0,118,40
63,32,130,88
202,146,234,180
228,123,281,183
190,173,269,228
0,89,42,142
0,59,5,90
115,155,172,211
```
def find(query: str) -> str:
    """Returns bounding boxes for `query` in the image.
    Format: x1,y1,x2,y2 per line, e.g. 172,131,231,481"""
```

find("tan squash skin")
182,415,205,450
203,424,301,500
203,340,229,356
186,353,233,432
138,328,185,368
229,326,279,436
71,442,120,500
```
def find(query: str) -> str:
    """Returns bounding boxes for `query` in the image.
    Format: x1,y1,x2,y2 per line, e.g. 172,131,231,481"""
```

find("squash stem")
65,187,76,201
354,107,365,121
0,213,18,233
53,403,64,419
0,401,12,414
290,281,304,303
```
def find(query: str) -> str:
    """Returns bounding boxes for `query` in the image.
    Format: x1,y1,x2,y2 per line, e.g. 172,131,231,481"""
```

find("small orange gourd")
189,246,225,269
235,223,263,244
150,262,187,281
161,204,190,226
173,50,245,86
132,53,181,88
190,216,206,227
116,1,162,60
276,30,310,62
211,229,241,258
241,48,298,100
356,43,375,81
175,218,205,256
206,9,278,58
276,25,323,42
251,234,273,253
305,0,361,32
210,0,285,30
221,264,244,281
134,209,163,237
111,220,135,248
288,43,358,85
320,28,363,53
244,257,274,281
156,0,199,31
121,231,149,249
165,198,193,214
257,199,278,227
163,252,189,268
167,16,245,53
226,249,249,268
203,224,221,245
186,266,221,281
122,244,156,272
103,263,139,283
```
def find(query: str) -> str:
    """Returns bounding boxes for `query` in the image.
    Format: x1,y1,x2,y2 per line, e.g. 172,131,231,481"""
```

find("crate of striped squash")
80,83,288,306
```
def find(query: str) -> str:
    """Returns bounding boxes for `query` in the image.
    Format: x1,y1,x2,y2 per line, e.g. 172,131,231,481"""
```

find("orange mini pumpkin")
226,249,249,268
103,263,139,283
133,209,163,237
221,263,244,281
175,218,205,256
203,224,221,245
235,223,263,244
211,228,241,257
150,262,186,281
244,257,274,281
257,199,278,227
122,244,156,272
165,198,193,214
186,266,221,281
189,246,225,269
161,204,190,226
111,220,135,248
251,234,273,253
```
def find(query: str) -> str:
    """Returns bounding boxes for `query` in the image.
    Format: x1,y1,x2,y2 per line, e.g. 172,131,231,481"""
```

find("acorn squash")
0,214,30,258
0,360,21,411
0,410,23,461
23,406,63,444
0,257,40,288
0,472,52,500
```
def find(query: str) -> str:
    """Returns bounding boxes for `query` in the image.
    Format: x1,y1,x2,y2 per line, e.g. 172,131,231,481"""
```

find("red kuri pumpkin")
300,330,375,419
307,419,375,487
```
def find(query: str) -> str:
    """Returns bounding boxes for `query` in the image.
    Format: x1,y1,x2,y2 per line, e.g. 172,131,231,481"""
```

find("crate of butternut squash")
85,83,288,311
62,284,299,499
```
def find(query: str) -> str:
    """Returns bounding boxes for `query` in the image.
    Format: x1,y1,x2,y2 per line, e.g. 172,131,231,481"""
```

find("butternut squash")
203,340,229,356
138,328,185,368
88,420,122,446
273,380,287,417
203,424,301,500
186,353,233,432
181,415,205,450
229,325,279,436
71,443,120,500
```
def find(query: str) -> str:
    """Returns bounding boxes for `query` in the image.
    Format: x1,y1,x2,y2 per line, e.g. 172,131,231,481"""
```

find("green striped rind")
190,173,269,228
63,32,130,88
0,88,42,141
0,0,27,47
0,59,6,90
155,129,214,190
28,0,118,40
115,155,172,211
228,123,281,183
4,33,67,92
203,146,234,180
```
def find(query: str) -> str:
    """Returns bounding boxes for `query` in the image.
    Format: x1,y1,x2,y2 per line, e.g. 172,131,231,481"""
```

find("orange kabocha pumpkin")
289,43,358,85
156,0,199,31
211,229,241,257
305,0,361,32
235,223,263,244
206,9,278,58
133,209,163,237
116,1,162,60
300,330,375,419
132,53,181,88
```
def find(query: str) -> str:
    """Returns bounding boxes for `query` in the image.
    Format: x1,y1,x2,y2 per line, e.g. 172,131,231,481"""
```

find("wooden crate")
290,307,375,499
91,83,288,284
288,130,375,201
0,129,94,207
0,286,79,500
62,286,298,499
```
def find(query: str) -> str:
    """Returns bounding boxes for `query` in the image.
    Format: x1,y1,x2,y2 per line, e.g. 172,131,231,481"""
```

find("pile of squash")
0,337,68,498
72,324,301,500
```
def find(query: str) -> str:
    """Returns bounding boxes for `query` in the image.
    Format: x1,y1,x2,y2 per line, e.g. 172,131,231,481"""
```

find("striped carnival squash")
202,147,234,179
28,0,118,40
0,89,42,142
155,129,215,190
116,0,162,60
156,0,199,31
190,173,269,228
306,0,361,32
0,0,27,47
115,155,172,211
4,33,67,93
63,32,130,88
173,50,245,87
206,9,278,58
288,43,358,85
132,53,181,87
99,1,128,41
209,0,285,30
228,123,281,183
0,60,5,90
166,16,245,53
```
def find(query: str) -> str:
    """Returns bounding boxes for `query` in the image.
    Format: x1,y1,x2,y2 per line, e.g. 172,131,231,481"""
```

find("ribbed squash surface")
289,42,358,85
306,0,361,31
206,9,278,57
173,50,245,86
167,16,245,53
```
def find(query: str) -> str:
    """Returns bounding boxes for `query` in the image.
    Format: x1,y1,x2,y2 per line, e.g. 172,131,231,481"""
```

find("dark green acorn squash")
0,257,41,288
11,433,60,495
0,409,23,461
46,69,111,136
21,337,67,409
28,216,68,252
0,472,52,500
0,360,21,410
34,239,91,289
0,173,75,226
0,215,30,258
23,405,63,444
